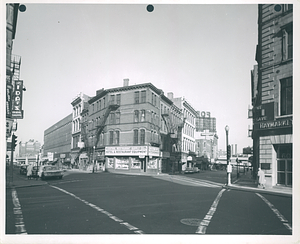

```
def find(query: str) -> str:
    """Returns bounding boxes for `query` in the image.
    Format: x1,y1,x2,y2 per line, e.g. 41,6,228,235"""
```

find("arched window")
115,131,120,145
109,131,114,145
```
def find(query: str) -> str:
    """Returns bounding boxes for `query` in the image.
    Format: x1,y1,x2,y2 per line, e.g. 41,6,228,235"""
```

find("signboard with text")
254,117,292,131
105,146,147,156
12,80,24,119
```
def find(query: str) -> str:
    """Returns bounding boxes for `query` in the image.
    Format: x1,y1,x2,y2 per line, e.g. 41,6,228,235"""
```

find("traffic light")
227,145,231,160
11,134,17,151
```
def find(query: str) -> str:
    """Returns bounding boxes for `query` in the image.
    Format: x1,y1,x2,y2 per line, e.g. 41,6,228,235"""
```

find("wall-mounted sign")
254,117,292,130
253,103,274,122
148,146,160,157
105,146,147,156
12,80,24,119
6,83,13,118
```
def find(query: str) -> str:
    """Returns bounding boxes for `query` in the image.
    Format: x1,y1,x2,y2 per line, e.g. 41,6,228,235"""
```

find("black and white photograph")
3,1,299,244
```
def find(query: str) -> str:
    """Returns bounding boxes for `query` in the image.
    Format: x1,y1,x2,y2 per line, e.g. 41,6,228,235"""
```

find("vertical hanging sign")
6,82,13,118
12,80,24,119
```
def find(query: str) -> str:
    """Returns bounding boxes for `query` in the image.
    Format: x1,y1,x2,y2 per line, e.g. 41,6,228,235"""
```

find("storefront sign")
148,146,160,157
105,146,147,156
254,117,292,130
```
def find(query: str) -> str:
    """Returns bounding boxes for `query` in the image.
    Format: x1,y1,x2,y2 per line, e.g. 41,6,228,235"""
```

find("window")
134,129,138,144
103,97,106,108
109,113,115,124
135,91,139,104
99,100,101,110
282,28,293,60
280,77,293,116
141,91,146,103
110,95,115,105
141,110,145,122
116,112,120,124
115,131,120,145
134,110,139,122
109,131,114,145
140,129,145,145
116,94,121,105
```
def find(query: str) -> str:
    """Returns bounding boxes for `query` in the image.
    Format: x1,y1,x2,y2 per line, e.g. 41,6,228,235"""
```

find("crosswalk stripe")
153,175,223,188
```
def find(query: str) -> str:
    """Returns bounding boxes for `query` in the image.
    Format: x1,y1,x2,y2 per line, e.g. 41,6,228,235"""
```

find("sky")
9,2,258,152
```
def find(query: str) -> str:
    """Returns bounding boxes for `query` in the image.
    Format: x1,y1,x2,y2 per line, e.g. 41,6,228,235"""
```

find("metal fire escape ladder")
161,113,178,150
94,104,120,147
74,121,89,162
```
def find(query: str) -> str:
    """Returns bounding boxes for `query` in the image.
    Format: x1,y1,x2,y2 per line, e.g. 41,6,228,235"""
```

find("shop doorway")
276,144,292,186
141,159,146,172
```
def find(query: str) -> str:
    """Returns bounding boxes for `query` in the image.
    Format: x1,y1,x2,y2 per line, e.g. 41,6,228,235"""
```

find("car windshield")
44,166,59,171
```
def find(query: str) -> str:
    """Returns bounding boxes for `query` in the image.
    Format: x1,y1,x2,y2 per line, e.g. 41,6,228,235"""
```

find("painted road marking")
256,193,292,233
50,185,144,234
11,188,27,234
196,188,226,234
154,175,223,188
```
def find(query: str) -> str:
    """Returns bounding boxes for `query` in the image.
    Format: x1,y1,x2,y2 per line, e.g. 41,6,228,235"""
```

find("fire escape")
75,104,120,164
161,112,185,173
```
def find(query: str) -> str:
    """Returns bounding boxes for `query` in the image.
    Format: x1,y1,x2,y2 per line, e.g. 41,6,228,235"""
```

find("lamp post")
225,125,232,185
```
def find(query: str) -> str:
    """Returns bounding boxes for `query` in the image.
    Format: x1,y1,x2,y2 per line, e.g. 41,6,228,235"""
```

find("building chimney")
123,78,129,87
167,92,174,100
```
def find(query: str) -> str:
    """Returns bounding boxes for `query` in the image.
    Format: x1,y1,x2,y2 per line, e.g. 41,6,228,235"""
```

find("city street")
6,171,292,235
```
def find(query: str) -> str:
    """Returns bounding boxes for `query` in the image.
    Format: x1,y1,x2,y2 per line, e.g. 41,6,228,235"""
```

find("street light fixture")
225,125,232,185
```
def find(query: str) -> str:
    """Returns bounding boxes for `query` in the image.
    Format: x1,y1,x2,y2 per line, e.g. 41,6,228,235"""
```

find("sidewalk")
227,170,292,197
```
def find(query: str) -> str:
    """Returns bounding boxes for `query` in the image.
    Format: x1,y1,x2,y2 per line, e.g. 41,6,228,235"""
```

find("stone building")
250,4,293,187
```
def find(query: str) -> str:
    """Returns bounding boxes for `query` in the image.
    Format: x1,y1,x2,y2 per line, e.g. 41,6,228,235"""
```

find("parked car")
38,165,64,180
19,164,29,175
193,167,200,173
183,167,194,174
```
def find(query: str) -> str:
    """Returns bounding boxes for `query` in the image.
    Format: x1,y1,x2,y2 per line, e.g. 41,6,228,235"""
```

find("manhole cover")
180,218,202,226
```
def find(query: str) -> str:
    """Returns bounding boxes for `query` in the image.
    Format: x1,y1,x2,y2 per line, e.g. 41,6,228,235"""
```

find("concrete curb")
223,184,292,198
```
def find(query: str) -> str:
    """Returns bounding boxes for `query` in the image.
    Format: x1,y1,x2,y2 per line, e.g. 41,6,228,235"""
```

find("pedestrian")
27,164,33,180
257,168,266,189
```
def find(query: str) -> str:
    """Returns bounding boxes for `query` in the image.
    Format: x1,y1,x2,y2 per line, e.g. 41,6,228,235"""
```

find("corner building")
250,4,293,187
86,80,174,174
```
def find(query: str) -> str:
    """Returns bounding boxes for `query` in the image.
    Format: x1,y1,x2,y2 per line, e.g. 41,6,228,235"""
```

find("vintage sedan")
183,167,194,174
38,165,64,180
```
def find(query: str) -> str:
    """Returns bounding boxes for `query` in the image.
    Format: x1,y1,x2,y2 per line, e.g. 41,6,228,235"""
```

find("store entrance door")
276,144,292,186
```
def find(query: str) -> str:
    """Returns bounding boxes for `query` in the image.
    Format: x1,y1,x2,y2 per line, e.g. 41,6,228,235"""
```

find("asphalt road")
6,171,292,235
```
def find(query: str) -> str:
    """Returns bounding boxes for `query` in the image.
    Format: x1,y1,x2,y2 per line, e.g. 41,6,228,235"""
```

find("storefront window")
115,157,129,170
276,144,292,186
147,159,158,169
131,158,141,169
